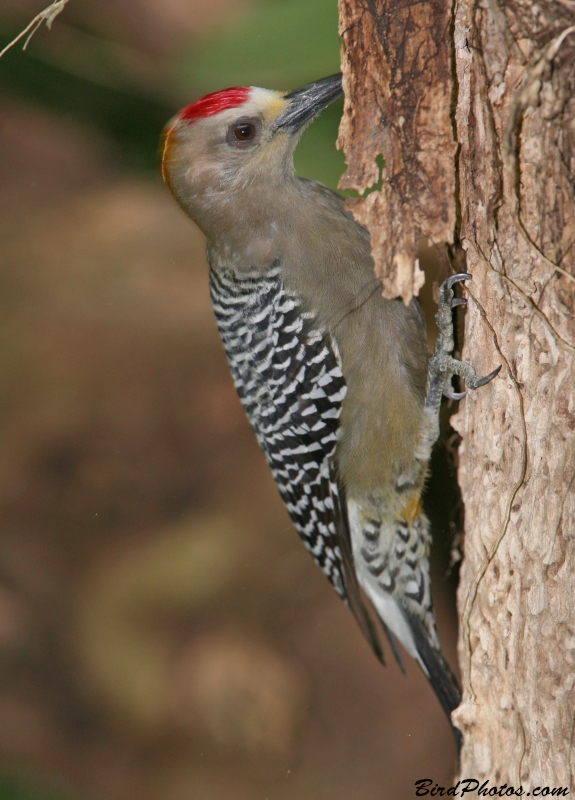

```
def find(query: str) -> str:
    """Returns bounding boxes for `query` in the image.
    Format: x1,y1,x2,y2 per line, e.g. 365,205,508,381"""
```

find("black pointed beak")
273,73,343,133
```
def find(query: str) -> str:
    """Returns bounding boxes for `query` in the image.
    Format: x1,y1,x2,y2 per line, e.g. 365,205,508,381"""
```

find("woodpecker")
161,74,499,750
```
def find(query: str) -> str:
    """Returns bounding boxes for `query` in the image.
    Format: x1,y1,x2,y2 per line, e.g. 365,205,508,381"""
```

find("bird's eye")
234,123,255,141
226,118,261,148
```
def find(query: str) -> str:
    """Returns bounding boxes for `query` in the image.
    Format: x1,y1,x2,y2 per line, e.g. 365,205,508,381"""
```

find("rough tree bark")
338,0,575,788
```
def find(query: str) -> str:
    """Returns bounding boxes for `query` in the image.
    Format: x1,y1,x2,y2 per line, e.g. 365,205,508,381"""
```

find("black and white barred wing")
209,265,382,659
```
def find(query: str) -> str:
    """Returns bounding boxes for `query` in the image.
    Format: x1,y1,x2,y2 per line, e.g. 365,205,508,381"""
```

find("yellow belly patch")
401,496,422,525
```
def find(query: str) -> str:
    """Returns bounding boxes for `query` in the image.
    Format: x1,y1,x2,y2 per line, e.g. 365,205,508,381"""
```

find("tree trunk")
338,0,575,787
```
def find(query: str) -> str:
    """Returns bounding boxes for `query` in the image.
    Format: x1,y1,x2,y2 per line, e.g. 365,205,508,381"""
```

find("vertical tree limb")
339,0,575,784
451,0,575,784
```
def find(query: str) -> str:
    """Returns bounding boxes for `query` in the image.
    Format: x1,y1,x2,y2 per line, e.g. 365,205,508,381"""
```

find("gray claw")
472,365,502,388
451,297,467,308
444,390,468,401
446,272,472,291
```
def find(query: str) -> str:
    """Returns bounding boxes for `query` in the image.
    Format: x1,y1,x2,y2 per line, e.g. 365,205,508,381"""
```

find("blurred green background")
0,0,345,180
0,1,459,799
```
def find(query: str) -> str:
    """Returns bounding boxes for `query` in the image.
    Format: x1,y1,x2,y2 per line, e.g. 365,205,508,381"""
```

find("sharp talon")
446,273,472,290
473,364,502,388
444,390,467,401
451,297,467,308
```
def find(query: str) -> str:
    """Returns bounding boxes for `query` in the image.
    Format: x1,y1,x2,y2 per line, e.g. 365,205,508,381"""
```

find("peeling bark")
338,0,457,304
339,0,575,785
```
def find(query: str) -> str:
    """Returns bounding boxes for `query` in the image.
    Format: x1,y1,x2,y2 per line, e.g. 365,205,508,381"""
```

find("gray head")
160,75,342,237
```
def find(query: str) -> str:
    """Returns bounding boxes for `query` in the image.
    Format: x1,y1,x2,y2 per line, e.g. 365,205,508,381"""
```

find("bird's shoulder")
294,177,370,239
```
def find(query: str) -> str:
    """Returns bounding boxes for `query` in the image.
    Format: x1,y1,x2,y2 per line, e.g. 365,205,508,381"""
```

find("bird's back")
265,178,429,500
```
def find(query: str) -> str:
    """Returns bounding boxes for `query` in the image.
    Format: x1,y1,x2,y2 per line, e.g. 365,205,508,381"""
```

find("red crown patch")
179,87,251,122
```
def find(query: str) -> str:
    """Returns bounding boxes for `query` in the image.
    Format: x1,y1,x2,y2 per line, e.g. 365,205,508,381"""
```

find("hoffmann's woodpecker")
161,73,499,750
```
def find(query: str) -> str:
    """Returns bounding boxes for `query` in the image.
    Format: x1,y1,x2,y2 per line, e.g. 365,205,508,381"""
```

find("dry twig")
0,0,70,59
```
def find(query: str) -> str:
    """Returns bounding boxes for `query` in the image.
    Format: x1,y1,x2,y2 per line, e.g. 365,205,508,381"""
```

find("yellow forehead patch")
248,87,287,124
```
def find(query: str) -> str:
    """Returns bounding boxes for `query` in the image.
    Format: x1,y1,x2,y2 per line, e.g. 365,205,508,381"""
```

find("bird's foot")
427,273,501,405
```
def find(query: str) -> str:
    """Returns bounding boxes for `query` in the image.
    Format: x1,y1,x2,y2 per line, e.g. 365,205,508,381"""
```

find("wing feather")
210,265,383,660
